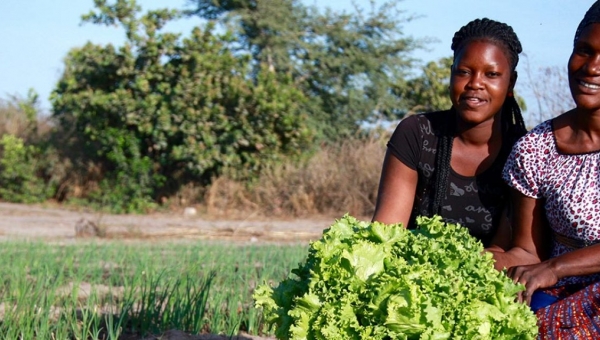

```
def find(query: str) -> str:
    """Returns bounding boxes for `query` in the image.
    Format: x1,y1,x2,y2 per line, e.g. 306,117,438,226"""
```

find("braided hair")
429,18,527,216
574,1,600,45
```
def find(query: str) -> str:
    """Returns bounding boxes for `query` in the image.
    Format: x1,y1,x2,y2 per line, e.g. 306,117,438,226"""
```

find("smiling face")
450,40,515,127
569,23,600,112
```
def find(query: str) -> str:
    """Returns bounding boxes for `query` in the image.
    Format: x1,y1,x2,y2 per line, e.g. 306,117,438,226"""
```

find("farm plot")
0,240,309,339
0,202,340,339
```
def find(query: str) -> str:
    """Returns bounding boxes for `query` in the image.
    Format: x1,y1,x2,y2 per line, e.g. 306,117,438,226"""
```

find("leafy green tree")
51,0,313,211
187,0,423,140
399,57,453,115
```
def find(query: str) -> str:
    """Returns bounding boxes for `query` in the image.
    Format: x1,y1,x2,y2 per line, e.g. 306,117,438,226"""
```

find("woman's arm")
540,243,600,280
487,206,512,251
509,229,600,304
508,243,600,305
497,189,558,305
371,149,418,226
492,189,549,270
485,207,513,270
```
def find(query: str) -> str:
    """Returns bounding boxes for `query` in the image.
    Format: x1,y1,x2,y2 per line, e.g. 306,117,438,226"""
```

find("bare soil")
0,202,336,340
0,202,332,243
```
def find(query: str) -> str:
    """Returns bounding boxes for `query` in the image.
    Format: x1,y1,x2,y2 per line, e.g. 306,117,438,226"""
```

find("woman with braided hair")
497,1,600,337
372,18,527,252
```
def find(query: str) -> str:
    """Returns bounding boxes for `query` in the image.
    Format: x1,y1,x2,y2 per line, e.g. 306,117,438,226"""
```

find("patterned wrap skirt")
535,281,600,339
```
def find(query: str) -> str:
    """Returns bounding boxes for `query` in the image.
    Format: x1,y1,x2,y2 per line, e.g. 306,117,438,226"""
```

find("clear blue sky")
0,0,593,115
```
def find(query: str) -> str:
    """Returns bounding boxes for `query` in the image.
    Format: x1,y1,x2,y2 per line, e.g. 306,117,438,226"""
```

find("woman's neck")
450,113,503,177
554,108,600,153
573,108,600,133
455,114,503,147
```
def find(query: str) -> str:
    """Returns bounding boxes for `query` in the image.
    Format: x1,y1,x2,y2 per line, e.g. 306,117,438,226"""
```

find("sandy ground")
0,202,336,340
0,202,332,243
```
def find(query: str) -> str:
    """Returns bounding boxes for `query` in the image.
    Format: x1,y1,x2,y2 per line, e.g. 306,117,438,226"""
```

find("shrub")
0,134,54,203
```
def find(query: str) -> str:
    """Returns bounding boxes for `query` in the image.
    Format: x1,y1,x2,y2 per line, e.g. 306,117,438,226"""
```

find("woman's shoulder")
418,110,453,122
529,119,553,134
518,120,553,144
398,110,451,133
512,120,555,156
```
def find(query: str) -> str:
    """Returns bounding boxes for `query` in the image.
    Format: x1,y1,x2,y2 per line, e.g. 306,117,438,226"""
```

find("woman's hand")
507,261,559,305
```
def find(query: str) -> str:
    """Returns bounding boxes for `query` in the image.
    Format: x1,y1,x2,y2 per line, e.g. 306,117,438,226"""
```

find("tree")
51,0,313,211
399,56,453,115
0,91,56,204
187,0,424,140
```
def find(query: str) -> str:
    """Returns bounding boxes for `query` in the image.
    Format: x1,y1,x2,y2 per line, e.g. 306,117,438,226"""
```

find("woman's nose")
585,55,600,75
467,73,484,89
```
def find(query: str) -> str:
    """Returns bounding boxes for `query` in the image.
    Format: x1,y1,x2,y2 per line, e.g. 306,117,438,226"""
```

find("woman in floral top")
497,1,600,338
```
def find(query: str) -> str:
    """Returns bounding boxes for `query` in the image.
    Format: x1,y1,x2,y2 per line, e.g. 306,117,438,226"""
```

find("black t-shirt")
388,110,511,247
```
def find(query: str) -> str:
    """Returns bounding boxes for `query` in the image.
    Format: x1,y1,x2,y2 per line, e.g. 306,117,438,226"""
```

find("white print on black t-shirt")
465,206,490,214
465,182,477,193
450,182,465,196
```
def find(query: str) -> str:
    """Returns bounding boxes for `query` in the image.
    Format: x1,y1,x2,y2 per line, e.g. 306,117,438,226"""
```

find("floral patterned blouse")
503,120,600,286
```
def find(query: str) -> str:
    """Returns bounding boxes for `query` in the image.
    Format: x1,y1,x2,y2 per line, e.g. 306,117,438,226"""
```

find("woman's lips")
460,96,487,108
578,79,600,90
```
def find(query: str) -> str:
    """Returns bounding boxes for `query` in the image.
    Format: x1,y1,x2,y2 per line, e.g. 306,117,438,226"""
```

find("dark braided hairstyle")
429,18,527,216
574,1,600,45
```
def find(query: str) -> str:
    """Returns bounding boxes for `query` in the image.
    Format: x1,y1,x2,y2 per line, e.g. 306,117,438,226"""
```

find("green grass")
0,240,309,339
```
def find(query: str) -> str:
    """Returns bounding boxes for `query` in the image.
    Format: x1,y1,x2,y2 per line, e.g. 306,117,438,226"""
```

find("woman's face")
450,40,514,127
569,23,600,112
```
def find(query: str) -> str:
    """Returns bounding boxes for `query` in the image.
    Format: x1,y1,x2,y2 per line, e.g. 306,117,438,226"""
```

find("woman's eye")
487,72,500,77
575,46,592,56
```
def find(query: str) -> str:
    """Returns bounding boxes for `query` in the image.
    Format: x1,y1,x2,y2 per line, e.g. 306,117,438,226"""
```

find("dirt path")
0,202,332,243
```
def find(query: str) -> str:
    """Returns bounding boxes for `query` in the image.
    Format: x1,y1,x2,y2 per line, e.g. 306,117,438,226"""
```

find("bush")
0,134,54,203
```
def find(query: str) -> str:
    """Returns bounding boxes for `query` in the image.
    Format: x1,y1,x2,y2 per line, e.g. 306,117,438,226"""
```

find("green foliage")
188,0,424,140
17,89,40,127
87,130,159,214
254,215,539,339
51,0,313,211
0,135,53,203
399,57,453,115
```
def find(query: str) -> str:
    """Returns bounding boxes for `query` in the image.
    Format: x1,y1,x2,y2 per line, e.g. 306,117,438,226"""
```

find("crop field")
0,240,309,339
